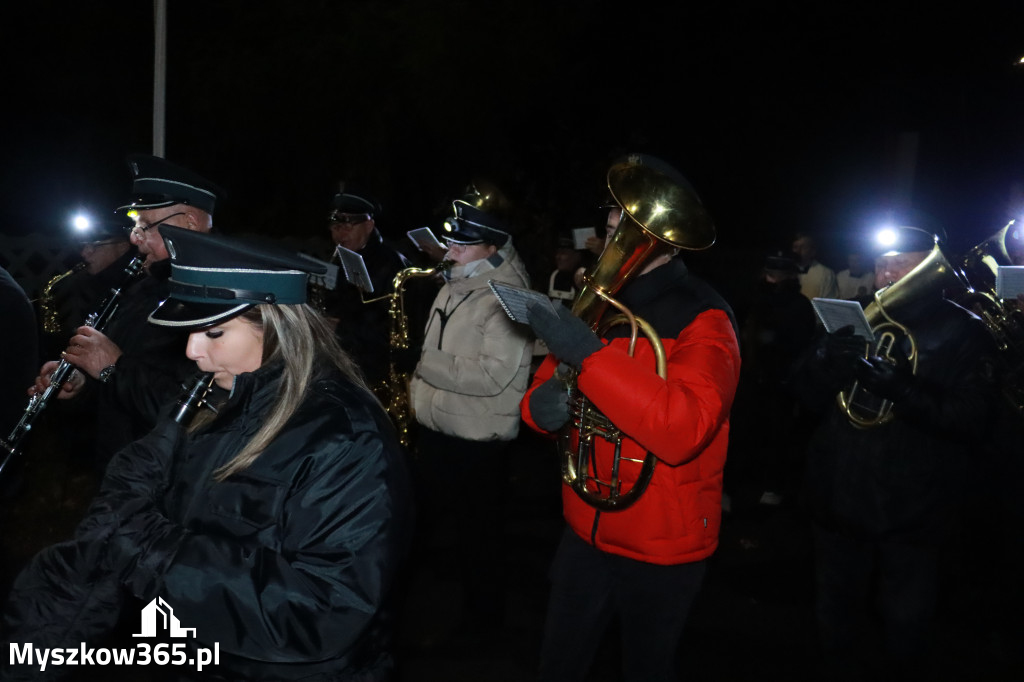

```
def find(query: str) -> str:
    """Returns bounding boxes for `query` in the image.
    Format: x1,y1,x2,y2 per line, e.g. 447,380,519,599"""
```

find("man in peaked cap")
322,183,410,391
794,221,999,677
31,155,223,470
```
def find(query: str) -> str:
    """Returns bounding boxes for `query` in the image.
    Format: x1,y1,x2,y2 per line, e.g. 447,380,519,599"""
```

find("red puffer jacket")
522,262,740,565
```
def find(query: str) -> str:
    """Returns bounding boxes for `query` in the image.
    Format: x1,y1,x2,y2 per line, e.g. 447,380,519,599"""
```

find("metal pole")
153,0,167,157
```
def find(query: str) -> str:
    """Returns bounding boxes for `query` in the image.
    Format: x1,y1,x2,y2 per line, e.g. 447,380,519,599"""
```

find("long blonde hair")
210,303,368,481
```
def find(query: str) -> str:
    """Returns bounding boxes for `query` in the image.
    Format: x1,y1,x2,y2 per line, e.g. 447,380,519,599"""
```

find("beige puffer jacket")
410,245,533,441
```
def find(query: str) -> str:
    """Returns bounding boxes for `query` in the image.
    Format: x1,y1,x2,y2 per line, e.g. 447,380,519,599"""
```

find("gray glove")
527,302,603,369
529,375,571,431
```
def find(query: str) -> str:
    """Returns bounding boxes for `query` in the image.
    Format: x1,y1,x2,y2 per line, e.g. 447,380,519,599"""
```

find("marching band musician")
796,224,998,679
408,199,533,632
3,226,413,681
522,154,741,682
30,155,221,470
322,184,410,389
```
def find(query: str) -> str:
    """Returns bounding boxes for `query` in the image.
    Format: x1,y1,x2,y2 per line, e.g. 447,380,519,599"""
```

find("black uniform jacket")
798,298,997,542
2,362,413,681
326,234,410,388
96,259,197,463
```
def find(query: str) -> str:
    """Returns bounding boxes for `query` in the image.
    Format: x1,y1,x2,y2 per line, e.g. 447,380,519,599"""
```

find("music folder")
810,297,875,339
407,227,446,253
488,280,557,324
335,245,374,294
995,265,1024,299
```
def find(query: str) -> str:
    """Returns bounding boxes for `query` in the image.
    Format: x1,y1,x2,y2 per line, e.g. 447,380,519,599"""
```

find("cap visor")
148,298,253,330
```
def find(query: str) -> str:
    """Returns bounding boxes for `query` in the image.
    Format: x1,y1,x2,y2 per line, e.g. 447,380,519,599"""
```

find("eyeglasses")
127,211,186,235
80,240,124,251
328,212,372,226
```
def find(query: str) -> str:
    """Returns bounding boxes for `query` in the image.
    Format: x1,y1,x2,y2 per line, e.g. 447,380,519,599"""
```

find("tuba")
957,221,1024,413
559,156,715,511
837,242,967,428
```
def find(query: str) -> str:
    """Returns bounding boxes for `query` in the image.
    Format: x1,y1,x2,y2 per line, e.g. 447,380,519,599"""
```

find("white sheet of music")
335,245,374,294
810,297,875,339
407,227,446,253
572,227,596,250
488,280,557,324
995,266,1024,299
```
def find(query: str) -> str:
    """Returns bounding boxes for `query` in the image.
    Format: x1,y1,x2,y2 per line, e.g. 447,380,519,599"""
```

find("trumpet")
0,255,145,476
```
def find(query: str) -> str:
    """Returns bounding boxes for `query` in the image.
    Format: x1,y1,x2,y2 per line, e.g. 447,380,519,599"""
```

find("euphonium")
559,156,715,511
837,242,967,428
957,220,1024,413
377,260,451,448
39,263,86,334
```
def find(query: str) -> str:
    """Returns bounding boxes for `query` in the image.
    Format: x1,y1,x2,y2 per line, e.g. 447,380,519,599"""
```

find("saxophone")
39,263,86,334
377,261,451,448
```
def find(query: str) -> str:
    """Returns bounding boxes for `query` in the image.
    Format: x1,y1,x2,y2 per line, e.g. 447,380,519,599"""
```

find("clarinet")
173,372,216,426
0,255,146,476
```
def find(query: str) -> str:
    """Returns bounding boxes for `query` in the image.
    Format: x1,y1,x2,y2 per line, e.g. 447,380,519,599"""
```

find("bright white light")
71,214,92,232
875,227,898,247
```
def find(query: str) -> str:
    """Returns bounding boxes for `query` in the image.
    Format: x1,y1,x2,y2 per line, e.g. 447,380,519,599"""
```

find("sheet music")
299,253,339,290
572,227,596,250
810,297,875,339
995,266,1024,299
488,280,557,323
334,245,374,294
407,227,446,253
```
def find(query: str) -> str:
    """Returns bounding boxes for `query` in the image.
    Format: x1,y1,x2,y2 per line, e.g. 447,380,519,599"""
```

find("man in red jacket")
522,154,741,682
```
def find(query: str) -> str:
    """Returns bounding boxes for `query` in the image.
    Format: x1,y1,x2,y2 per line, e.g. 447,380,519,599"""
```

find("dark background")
2,1,1023,262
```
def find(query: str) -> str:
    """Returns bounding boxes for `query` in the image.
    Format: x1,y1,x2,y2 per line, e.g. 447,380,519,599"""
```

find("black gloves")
529,374,571,432
817,325,868,381
527,302,604,369
855,355,915,402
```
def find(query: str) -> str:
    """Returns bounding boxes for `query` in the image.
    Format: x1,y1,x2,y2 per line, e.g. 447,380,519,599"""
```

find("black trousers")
414,427,510,626
812,523,939,680
539,526,706,682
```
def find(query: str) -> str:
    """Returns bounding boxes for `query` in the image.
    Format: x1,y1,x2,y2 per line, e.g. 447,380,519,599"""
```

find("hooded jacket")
522,260,741,565
410,245,533,442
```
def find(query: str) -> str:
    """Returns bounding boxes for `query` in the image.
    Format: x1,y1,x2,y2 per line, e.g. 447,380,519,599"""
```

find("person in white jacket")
409,199,533,633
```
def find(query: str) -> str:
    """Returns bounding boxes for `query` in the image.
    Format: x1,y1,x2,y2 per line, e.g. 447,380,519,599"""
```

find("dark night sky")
2,1,1023,269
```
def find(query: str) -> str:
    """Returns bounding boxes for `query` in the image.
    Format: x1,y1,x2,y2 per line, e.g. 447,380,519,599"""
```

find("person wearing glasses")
4,226,414,680
322,185,410,390
30,154,223,469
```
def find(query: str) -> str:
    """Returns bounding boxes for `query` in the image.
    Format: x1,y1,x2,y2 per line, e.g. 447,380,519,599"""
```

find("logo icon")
133,597,197,638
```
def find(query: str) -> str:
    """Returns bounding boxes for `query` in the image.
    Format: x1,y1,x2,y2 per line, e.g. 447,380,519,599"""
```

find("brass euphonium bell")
837,242,967,428
560,156,715,511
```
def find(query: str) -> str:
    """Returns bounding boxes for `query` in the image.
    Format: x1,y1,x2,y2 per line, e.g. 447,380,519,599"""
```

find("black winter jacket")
798,298,997,542
3,362,413,681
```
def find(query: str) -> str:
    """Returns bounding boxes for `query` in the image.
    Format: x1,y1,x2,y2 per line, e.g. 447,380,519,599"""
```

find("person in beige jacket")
409,199,532,633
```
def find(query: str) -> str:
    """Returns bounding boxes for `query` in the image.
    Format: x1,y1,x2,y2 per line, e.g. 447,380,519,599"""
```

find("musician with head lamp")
31,155,222,467
797,222,998,678
521,154,741,682
4,225,413,680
